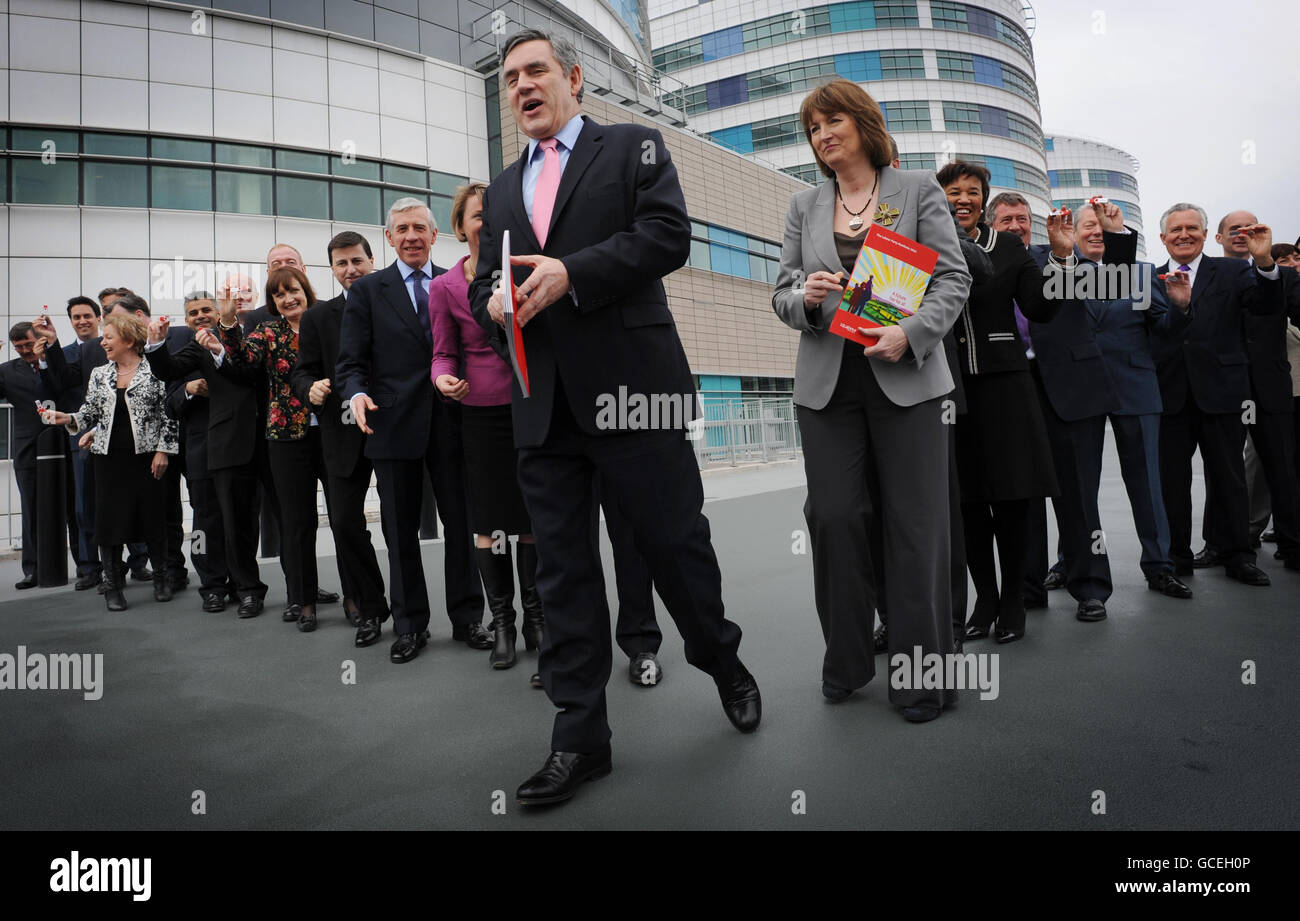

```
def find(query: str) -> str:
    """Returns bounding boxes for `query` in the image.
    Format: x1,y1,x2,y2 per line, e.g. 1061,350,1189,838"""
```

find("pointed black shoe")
715,662,761,733
516,747,612,806
355,615,382,648
1147,572,1193,599
1225,562,1270,586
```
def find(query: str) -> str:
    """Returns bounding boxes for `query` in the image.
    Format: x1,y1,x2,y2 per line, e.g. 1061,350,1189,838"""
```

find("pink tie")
531,138,561,247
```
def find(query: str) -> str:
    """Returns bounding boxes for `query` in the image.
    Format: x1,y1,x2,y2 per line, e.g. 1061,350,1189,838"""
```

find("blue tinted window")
709,243,750,278
701,26,743,61
1044,138,1054,151
835,51,881,82
1048,170,1059,187
966,7,998,37
984,156,1015,188
830,1,876,31
706,74,749,109
972,54,1003,87
709,125,753,154
980,106,1009,137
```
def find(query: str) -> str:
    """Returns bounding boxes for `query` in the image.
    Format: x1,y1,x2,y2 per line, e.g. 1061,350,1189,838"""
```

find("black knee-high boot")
515,540,545,651
101,544,127,611
475,546,517,669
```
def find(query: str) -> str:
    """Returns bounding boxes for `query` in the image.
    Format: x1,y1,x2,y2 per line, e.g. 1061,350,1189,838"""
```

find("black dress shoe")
282,603,302,623
1225,562,1270,586
202,594,226,613
715,662,761,733
962,624,991,641
297,608,317,633
452,622,494,650
1147,572,1193,599
342,598,363,628
237,596,264,619
389,631,430,664
153,575,173,603
15,574,38,590
530,672,543,689
1193,547,1225,569
901,703,941,723
1043,570,1066,590
516,747,612,806
75,572,102,591
316,588,339,604
872,623,888,653
628,652,662,687
130,567,153,582
1260,529,1276,543
354,616,382,647
1076,599,1107,622
822,681,853,703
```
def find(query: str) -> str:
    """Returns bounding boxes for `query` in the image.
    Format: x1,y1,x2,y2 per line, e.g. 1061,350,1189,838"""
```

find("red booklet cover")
829,223,939,348
501,229,530,397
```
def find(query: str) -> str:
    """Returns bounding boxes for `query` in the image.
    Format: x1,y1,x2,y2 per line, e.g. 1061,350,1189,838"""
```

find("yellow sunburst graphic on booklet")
831,224,939,347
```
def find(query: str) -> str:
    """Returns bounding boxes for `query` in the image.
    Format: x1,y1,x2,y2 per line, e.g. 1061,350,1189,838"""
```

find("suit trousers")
1023,498,1063,606
213,463,267,598
326,455,388,619
1161,402,1253,569
16,465,37,577
69,438,99,576
372,398,482,636
518,380,742,752
163,462,187,584
797,350,954,705
185,474,230,598
1244,435,1270,537
267,431,330,606
1110,413,1174,578
598,487,662,659
1246,412,1299,561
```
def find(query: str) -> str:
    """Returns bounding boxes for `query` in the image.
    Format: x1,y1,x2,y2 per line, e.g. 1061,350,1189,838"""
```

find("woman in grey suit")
772,79,972,722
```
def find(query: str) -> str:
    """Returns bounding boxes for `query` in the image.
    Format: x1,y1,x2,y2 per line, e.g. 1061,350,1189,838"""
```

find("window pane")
689,238,710,269
276,175,329,219
383,163,428,188
11,158,79,204
429,170,465,197
430,194,453,235
332,182,381,224
216,170,274,215
152,138,212,161
331,156,381,181
153,165,212,210
84,132,147,157
216,142,273,168
84,161,147,207
11,129,79,153
278,150,330,174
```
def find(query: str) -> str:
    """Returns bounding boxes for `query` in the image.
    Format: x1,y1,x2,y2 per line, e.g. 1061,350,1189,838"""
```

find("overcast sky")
1030,0,1297,255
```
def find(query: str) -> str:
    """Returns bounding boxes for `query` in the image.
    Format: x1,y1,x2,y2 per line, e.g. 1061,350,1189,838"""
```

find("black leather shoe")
629,652,662,687
1148,572,1193,599
102,568,127,611
822,681,853,703
872,623,888,653
282,603,301,623
452,622,494,650
1076,599,1107,622
316,588,339,604
130,567,153,582
1225,562,1270,586
201,593,226,613
342,598,363,628
715,662,761,733
962,624,991,641
354,616,382,647
1043,570,1066,590
994,627,1024,644
153,575,173,603
237,596,263,619
75,572,101,591
901,703,941,723
1193,547,1224,569
516,747,612,806
15,574,38,590
530,672,543,689
297,606,317,633
1261,529,1276,543
389,631,430,664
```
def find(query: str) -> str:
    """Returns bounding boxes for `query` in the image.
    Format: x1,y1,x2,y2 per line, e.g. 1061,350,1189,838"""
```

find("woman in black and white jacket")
42,313,179,610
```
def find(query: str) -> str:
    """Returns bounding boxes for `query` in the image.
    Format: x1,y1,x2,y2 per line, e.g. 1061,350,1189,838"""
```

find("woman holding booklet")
771,79,972,722
430,182,543,673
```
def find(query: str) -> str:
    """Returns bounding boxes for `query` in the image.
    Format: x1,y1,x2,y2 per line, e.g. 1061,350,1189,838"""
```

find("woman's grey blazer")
772,167,972,410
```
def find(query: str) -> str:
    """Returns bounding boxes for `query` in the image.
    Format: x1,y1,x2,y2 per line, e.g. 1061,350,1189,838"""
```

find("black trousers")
186,475,230,598
326,455,388,620
19,439,84,579
598,486,662,659
1244,413,1299,561
213,462,266,598
1161,401,1253,568
797,352,953,705
267,431,330,606
519,382,742,753
372,398,481,636
253,436,283,565
163,462,187,584
964,499,1031,632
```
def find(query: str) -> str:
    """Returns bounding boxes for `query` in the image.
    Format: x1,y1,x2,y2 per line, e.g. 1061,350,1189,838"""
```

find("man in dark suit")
164,293,234,612
62,297,105,590
291,231,390,647
1151,203,1284,584
469,29,759,806
335,200,487,664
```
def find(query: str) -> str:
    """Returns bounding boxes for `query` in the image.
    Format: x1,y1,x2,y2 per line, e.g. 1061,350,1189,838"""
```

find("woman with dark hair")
937,160,1075,644
206,266,336,632
41,313,179,610
772,78,972,721
431,181,542,670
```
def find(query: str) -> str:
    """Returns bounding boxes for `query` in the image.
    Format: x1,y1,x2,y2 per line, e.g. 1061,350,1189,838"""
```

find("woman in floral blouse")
204,266,335,633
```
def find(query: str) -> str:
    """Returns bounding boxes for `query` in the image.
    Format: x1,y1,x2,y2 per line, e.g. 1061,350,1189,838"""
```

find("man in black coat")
290,231,390,647
468,29,759,806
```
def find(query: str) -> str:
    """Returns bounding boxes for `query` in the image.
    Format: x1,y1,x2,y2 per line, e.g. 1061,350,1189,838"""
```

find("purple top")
430,255,513,407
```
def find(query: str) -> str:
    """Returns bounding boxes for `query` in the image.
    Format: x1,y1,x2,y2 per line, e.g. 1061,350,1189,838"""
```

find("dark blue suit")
61,339,101,577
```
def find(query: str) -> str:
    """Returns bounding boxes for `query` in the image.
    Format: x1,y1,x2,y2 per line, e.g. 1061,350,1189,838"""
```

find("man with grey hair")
336,197,487,664
1151,202,1285,585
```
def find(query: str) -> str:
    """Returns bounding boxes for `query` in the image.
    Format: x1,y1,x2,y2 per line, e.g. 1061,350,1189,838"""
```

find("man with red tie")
469,29,760,806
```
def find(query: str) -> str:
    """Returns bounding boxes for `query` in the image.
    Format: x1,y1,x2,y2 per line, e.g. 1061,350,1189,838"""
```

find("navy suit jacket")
1241,262,1300,414
1151,255,1284,415
336,261,446,460
468,115,695,448
0,358,49,470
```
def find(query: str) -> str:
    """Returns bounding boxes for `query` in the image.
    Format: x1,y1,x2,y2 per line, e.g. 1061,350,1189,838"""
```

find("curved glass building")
1044,133,1145,258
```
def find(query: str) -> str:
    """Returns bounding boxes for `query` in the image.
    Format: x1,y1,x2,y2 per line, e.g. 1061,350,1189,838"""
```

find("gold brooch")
874,203,900,227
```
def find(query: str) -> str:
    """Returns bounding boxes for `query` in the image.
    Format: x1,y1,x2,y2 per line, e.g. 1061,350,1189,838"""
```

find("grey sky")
1030,0,1297,256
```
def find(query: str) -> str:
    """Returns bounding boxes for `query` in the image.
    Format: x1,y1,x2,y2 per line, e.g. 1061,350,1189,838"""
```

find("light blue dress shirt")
398,258,435,313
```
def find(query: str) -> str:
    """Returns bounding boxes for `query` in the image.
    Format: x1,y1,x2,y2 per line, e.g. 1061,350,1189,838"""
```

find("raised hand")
195,327,224,356
1163,270,1192,311
1239,223,1275,267
148,315,170,346
215,295,240,325
1096,201,1125,233
1047,208,1075,258
33,315,57,343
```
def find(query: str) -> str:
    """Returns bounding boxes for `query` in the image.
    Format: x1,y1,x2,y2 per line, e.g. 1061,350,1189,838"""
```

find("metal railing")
692,393,801,469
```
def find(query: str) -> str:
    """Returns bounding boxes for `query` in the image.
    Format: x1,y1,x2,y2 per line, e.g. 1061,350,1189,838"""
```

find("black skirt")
955,369,1059,503
94,389,166,547
461,403,531,536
